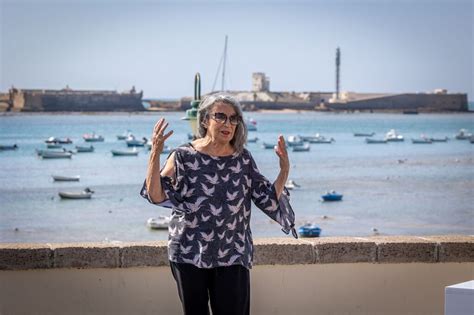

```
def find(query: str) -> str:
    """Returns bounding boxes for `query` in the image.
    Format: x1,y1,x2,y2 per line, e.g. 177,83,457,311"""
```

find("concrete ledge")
121,241,169,267
254,238,314,265
426,235,474,262
52,243,120,269
304,237,377,263
373,236,438,263
0,235,473,270
0,243,52,270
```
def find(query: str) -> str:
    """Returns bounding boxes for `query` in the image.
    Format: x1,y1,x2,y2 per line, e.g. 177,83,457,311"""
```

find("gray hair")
197,93,248,154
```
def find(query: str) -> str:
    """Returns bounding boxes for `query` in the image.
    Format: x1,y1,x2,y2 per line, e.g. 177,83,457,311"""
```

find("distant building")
252,73,270,92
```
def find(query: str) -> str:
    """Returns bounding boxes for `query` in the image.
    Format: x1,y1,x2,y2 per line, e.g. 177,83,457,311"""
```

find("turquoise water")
0,111,473,243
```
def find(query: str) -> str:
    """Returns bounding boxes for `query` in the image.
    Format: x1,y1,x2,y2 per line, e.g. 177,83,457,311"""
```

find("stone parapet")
1,235,472,270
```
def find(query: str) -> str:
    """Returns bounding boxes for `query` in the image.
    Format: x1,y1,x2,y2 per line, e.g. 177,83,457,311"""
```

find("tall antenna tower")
335,47,341,100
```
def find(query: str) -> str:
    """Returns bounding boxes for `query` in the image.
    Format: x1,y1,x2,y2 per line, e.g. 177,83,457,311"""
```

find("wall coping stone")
0,235,472,270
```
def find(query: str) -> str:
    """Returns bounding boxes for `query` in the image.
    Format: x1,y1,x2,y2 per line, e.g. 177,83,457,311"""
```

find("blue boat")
298,224,322,237
321,191,343,201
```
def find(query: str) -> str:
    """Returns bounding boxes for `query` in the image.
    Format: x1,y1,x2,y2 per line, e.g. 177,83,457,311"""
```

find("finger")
163,130,173,141
153,118,164,134
158,122,169,135
280,139,288,154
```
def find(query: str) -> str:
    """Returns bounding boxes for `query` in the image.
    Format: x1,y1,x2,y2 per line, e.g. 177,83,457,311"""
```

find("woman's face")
205,102,240,144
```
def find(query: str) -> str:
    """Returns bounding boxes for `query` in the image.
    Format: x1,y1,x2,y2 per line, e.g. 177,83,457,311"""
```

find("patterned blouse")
141,144,297,269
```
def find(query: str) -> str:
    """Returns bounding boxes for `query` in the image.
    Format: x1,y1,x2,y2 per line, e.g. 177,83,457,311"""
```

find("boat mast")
212,35,228,92
221,35,228,91
335,47,340,100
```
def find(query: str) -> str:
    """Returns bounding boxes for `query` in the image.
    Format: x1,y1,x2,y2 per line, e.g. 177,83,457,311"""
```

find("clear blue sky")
1,0,472,100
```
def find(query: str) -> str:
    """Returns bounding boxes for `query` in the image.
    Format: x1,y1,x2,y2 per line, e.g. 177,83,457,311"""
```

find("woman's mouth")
221,130,231,137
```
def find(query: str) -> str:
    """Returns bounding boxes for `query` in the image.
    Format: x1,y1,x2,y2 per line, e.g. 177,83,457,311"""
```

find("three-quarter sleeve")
140,149,187,209
248,151,297,238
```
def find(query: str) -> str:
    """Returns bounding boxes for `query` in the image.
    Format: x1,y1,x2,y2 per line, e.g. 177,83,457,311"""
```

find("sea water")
0,111,473,243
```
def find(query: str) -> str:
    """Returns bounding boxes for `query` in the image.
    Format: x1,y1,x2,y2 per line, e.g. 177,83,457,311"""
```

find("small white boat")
117,130,133,140
287,135,304,147
59,188,94,199
146,215,171,230
83,133,104,142
52,175,80,182
455,129,472,140
126,136,147,147
45,137,72,144
36,148,67,156
300,134,334,143
245,118,257,131
111,148,139,156
41,151,73,159
285,180,301,190
76,145,94,153
292,143,310,152
385,129,404,142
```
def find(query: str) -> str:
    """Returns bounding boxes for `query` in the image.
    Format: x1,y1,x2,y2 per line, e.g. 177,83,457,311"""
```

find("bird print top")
140,144,297,269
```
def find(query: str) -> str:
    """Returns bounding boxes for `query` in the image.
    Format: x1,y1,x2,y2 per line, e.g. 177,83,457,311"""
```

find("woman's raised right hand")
152,118,173,154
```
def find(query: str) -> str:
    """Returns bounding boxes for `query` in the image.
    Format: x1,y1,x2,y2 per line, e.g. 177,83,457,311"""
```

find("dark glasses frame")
210,112,242,126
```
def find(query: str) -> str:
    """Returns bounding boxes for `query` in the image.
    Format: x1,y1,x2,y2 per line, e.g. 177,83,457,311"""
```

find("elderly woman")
141,94,296,315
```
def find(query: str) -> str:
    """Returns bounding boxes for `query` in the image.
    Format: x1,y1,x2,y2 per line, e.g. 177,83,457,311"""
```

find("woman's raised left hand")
275,135,289,173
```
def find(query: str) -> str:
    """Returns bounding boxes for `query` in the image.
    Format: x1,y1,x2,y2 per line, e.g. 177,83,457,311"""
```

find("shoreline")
1,109,473,116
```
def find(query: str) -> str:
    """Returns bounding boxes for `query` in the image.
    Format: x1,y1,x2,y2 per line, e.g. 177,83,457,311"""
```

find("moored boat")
366,138,387,144
146,215,171,230
111,148,139,156
117,130,133,140
429,137,449,142
354,132,375,137
58,187,94,199
285,180,300,190
247,136,259,143
126,136,147,147
75,145,94,153
321,190,343,201
455,129,472,140
412,138,432,144
45,137,72,144
47,143,63,149
298,224,321,238
41,151,73,159
287,135,304,147
385,129,404,142
83,133,104,142
292,143,310,152
262,142,276,149
52,175,80,182
0,144,18,150
245,118,257,131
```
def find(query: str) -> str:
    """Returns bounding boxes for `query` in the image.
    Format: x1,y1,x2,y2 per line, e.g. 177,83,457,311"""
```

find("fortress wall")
329,93,468,111
21,92,144,111
242,101,316,110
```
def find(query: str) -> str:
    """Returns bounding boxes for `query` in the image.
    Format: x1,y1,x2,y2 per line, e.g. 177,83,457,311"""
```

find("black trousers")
170,262,250,315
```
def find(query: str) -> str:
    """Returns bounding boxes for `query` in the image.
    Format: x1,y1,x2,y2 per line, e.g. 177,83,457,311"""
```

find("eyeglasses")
210,112,241,126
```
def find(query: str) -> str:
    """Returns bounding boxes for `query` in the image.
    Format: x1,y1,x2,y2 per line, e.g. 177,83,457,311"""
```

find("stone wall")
1,235,472,270
0,236,473,315
10,89,145,112
328,93,468,111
